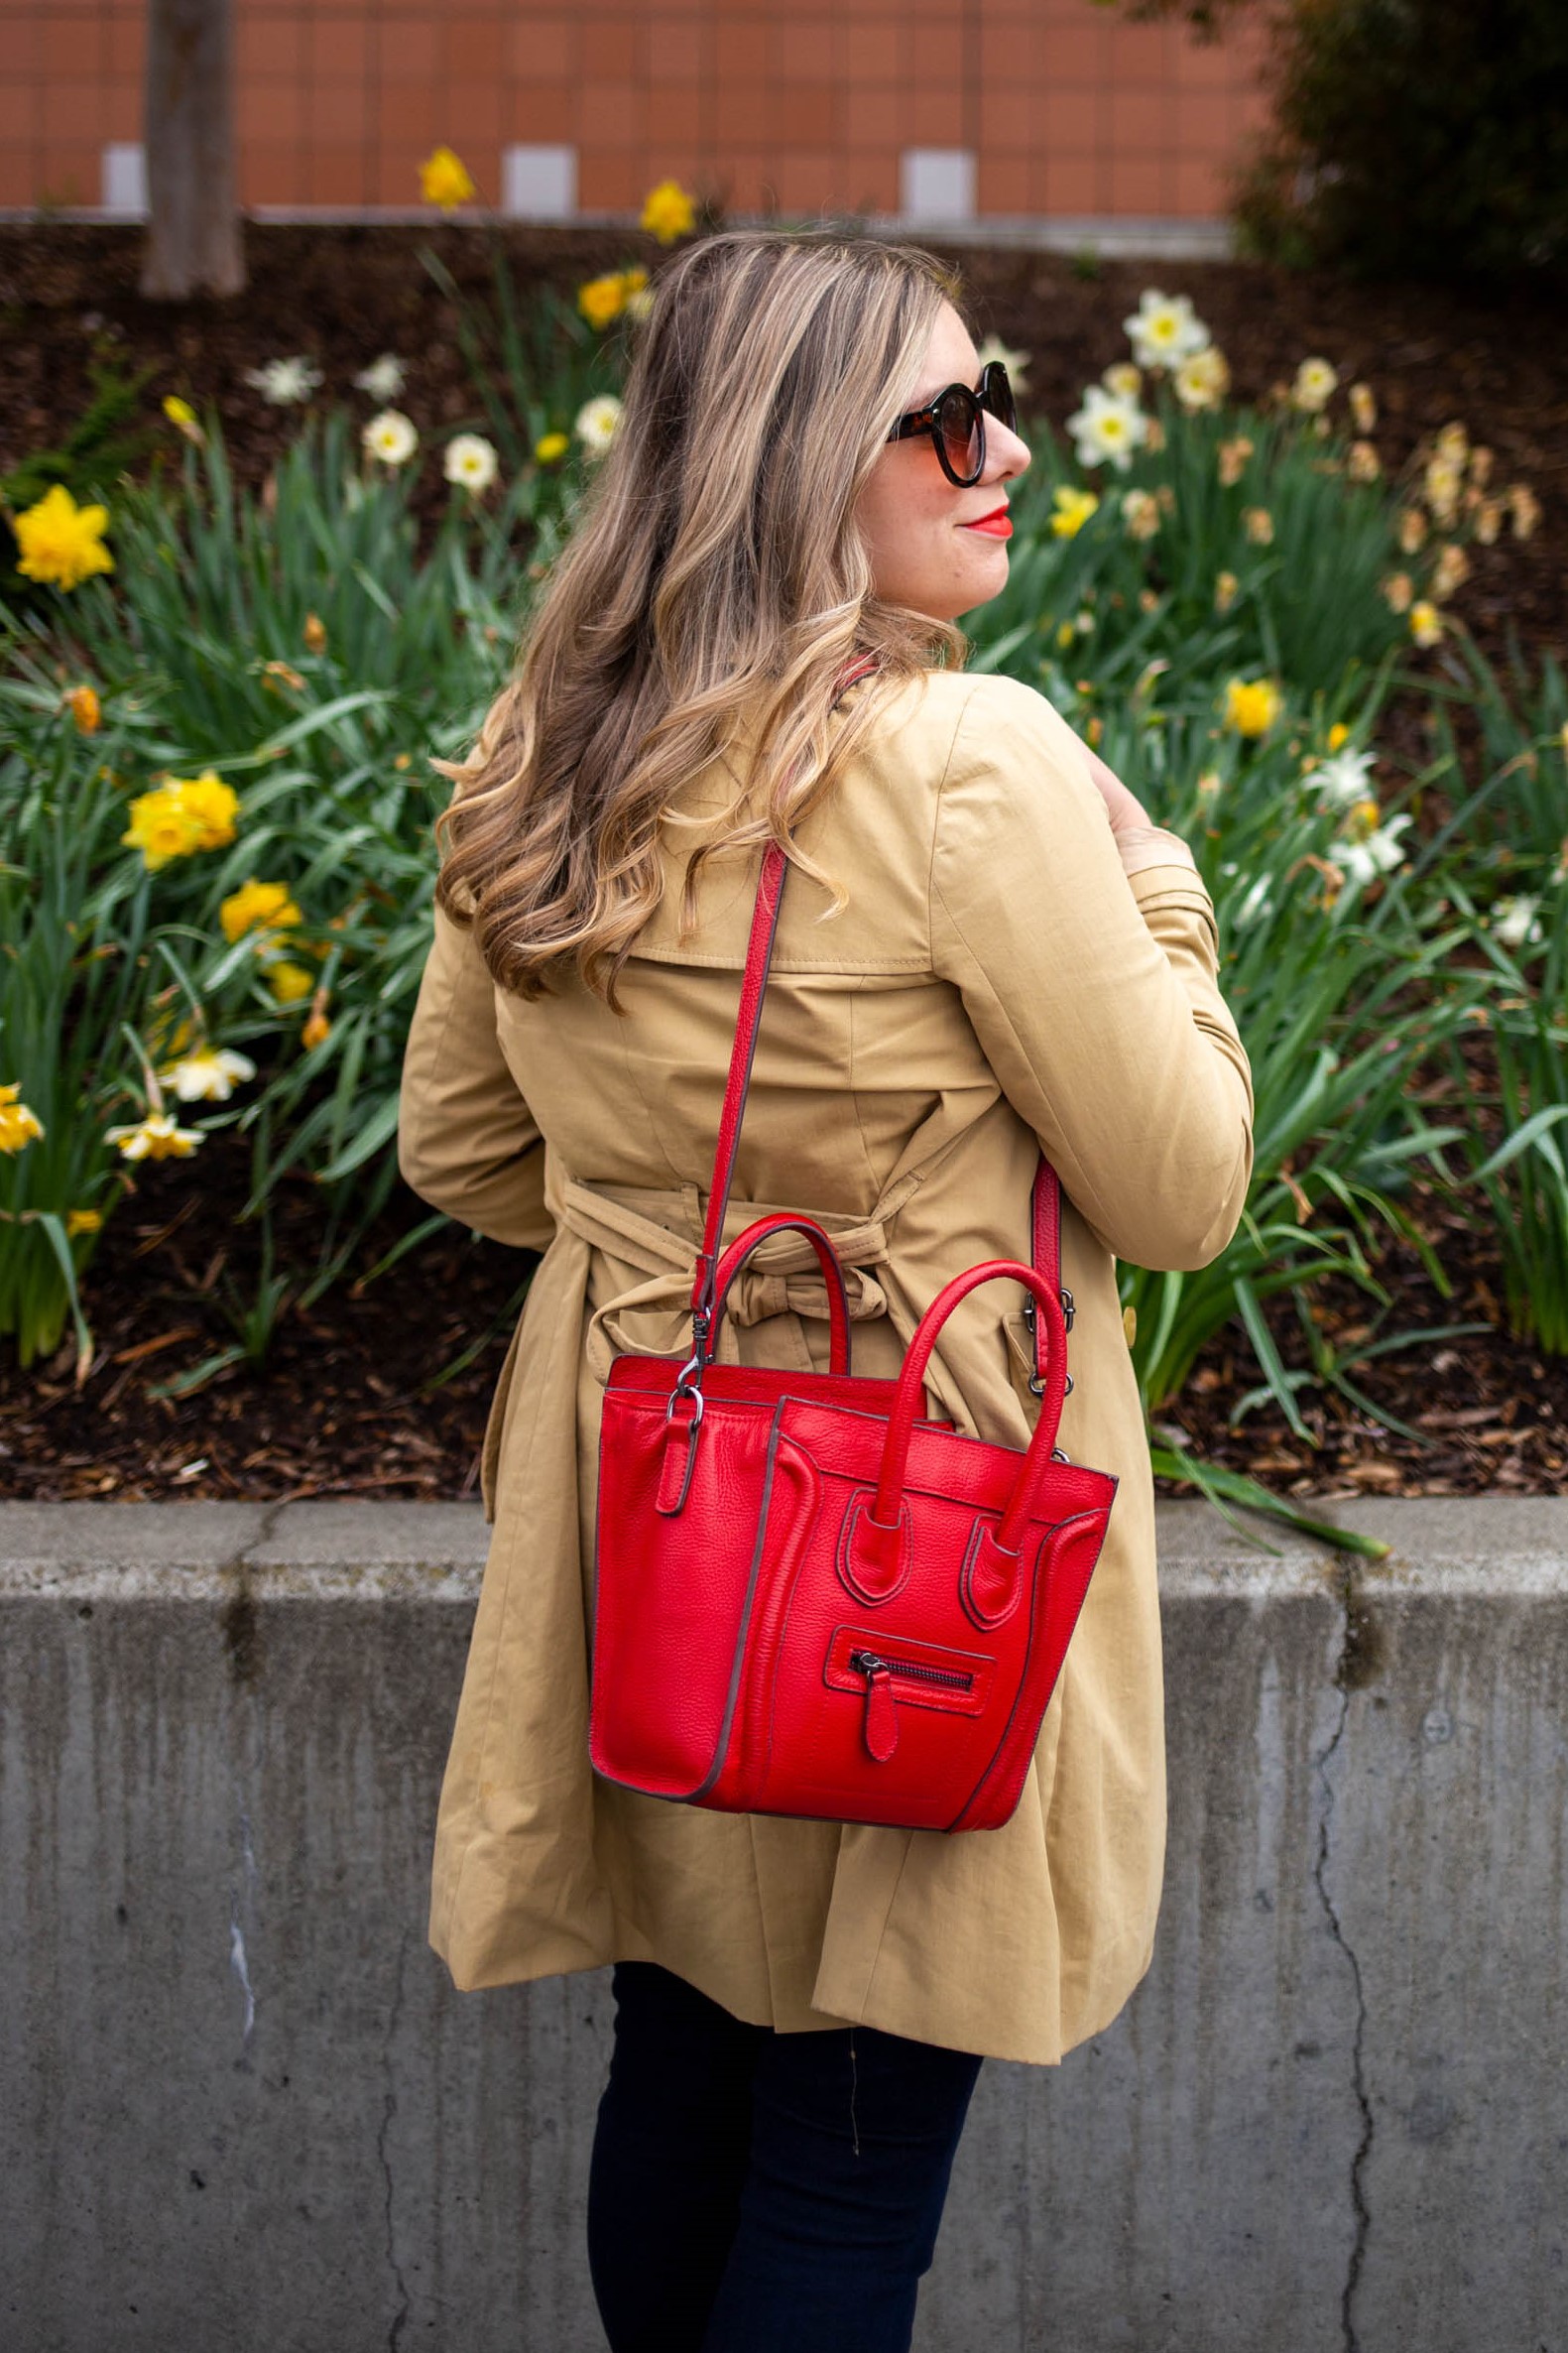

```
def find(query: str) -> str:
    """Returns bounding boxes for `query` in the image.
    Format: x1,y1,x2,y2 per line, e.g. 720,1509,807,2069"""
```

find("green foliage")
0,691,156,1369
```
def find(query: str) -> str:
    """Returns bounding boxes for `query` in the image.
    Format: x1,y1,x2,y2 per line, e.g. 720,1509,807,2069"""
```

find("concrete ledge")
2,1499,1565,2352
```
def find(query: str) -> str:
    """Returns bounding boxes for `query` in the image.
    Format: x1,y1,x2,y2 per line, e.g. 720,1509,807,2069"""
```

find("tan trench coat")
398,668,1253,2065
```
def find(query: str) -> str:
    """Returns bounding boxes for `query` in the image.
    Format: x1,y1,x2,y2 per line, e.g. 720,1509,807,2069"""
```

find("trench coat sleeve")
397,900,556,1252
928,675,1254,1273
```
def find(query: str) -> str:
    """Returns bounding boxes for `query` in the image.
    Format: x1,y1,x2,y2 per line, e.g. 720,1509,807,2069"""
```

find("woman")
398,231,1253,2352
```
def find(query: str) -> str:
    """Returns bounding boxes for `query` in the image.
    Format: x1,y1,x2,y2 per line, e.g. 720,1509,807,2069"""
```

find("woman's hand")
1081,746,1155,841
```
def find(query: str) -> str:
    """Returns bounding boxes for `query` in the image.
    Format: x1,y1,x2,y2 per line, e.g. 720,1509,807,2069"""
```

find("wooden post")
140,0,245,300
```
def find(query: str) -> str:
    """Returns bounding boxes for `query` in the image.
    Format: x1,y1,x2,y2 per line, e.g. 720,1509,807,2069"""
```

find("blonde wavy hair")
431,230,968,1006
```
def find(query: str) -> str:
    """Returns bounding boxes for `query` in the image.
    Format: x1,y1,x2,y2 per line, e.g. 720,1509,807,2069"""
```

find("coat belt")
552,1172,923,1385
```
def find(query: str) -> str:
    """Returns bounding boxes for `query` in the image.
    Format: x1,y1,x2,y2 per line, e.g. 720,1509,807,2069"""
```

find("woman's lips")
962,507,1013,539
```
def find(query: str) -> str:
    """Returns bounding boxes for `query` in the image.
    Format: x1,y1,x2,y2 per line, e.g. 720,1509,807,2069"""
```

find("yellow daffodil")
14,484,115,592
1327,722,1351,752
1347,440,1381,484
1214,570,1239,614
1397,507,1428,554
159,1047,257,1103
1349,382,1377,434
268,961,315,1006
65,1207,103,1238
1475,497,1504,546
123,790,204,869
535,431,569,465
1409,600,1443,649
121,772,238,870
162,394,204,445
177,772,239,849
105,1112,203,1162
1383,571,1414,613
1055,620,1076,649
1223,678,1283,738
301,1005,332,1052
221,878,302,943
302,612,327,654
1243,506,1274,546
0,1082,44,1154
641,179,696,244
1050,486,1100,539
65,683,101,733
420,145,475,211
578,273,630,330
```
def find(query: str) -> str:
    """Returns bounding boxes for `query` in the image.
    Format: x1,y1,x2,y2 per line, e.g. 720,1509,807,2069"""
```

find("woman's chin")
957,545,1011,617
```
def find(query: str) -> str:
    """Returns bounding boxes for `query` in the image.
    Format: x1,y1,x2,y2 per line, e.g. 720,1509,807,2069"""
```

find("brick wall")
0,0,1270,221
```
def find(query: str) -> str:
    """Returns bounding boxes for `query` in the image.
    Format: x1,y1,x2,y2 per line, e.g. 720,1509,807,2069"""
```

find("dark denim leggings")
586,1960,983,2353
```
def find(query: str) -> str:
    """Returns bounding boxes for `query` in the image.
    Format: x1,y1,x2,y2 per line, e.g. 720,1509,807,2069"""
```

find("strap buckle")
1022,1293,1075,1400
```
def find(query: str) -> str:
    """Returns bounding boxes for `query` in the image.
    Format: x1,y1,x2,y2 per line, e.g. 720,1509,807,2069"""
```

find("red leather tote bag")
590,684,1117,1833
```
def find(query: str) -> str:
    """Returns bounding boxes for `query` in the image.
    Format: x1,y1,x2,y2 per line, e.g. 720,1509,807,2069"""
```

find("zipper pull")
852,1651,899,1764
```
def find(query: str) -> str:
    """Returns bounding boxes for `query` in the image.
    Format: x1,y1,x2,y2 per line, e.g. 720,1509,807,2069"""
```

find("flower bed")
2,189,1564,1530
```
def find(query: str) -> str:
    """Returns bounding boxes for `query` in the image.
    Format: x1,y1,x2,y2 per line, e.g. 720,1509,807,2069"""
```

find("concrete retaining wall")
2,1498,1565,2353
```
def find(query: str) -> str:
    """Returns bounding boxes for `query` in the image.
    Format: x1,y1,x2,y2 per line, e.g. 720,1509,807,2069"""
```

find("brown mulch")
2,222,1565,1505
0,1141,528,1504
2,1135,1562,1506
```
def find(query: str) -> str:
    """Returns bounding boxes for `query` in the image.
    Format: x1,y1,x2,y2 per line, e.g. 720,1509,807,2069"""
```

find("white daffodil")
976,334,1029,392
1306,747,1376,810
574,395,624,457
1172,344,1230,413
1066,384,1149,474
354,354,408,402
104,1112,204,1162
1492,894,1544,950
1338,813,1411,888
443,433,500,494
1122,290,1211,372
1291,357,1340,415
244,356,323,406
159,1047,257,1104
363,410,419,467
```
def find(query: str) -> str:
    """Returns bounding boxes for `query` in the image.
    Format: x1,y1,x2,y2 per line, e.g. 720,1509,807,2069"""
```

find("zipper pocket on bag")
823,1625,995,1765
848,1648,974,1693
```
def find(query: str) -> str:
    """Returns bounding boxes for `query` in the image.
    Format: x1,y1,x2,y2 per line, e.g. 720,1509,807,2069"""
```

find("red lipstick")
963,506,1013,539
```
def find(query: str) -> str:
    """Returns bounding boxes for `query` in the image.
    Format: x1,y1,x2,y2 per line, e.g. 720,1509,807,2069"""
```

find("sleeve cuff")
1115,825,1199,879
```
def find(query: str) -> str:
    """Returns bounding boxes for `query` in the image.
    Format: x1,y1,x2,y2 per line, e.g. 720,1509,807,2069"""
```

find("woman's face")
856,300,1031,622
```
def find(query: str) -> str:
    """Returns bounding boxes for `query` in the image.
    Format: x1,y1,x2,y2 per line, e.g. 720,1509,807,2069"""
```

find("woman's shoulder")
869,668,1096,798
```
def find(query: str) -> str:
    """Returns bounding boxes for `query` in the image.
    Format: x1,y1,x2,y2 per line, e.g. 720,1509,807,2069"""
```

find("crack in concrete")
379,1927,414,2351
1313,1562,1376,2353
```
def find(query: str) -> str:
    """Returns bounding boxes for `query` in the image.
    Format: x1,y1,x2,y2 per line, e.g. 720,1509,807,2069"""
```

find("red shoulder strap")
688,655,1065,1382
